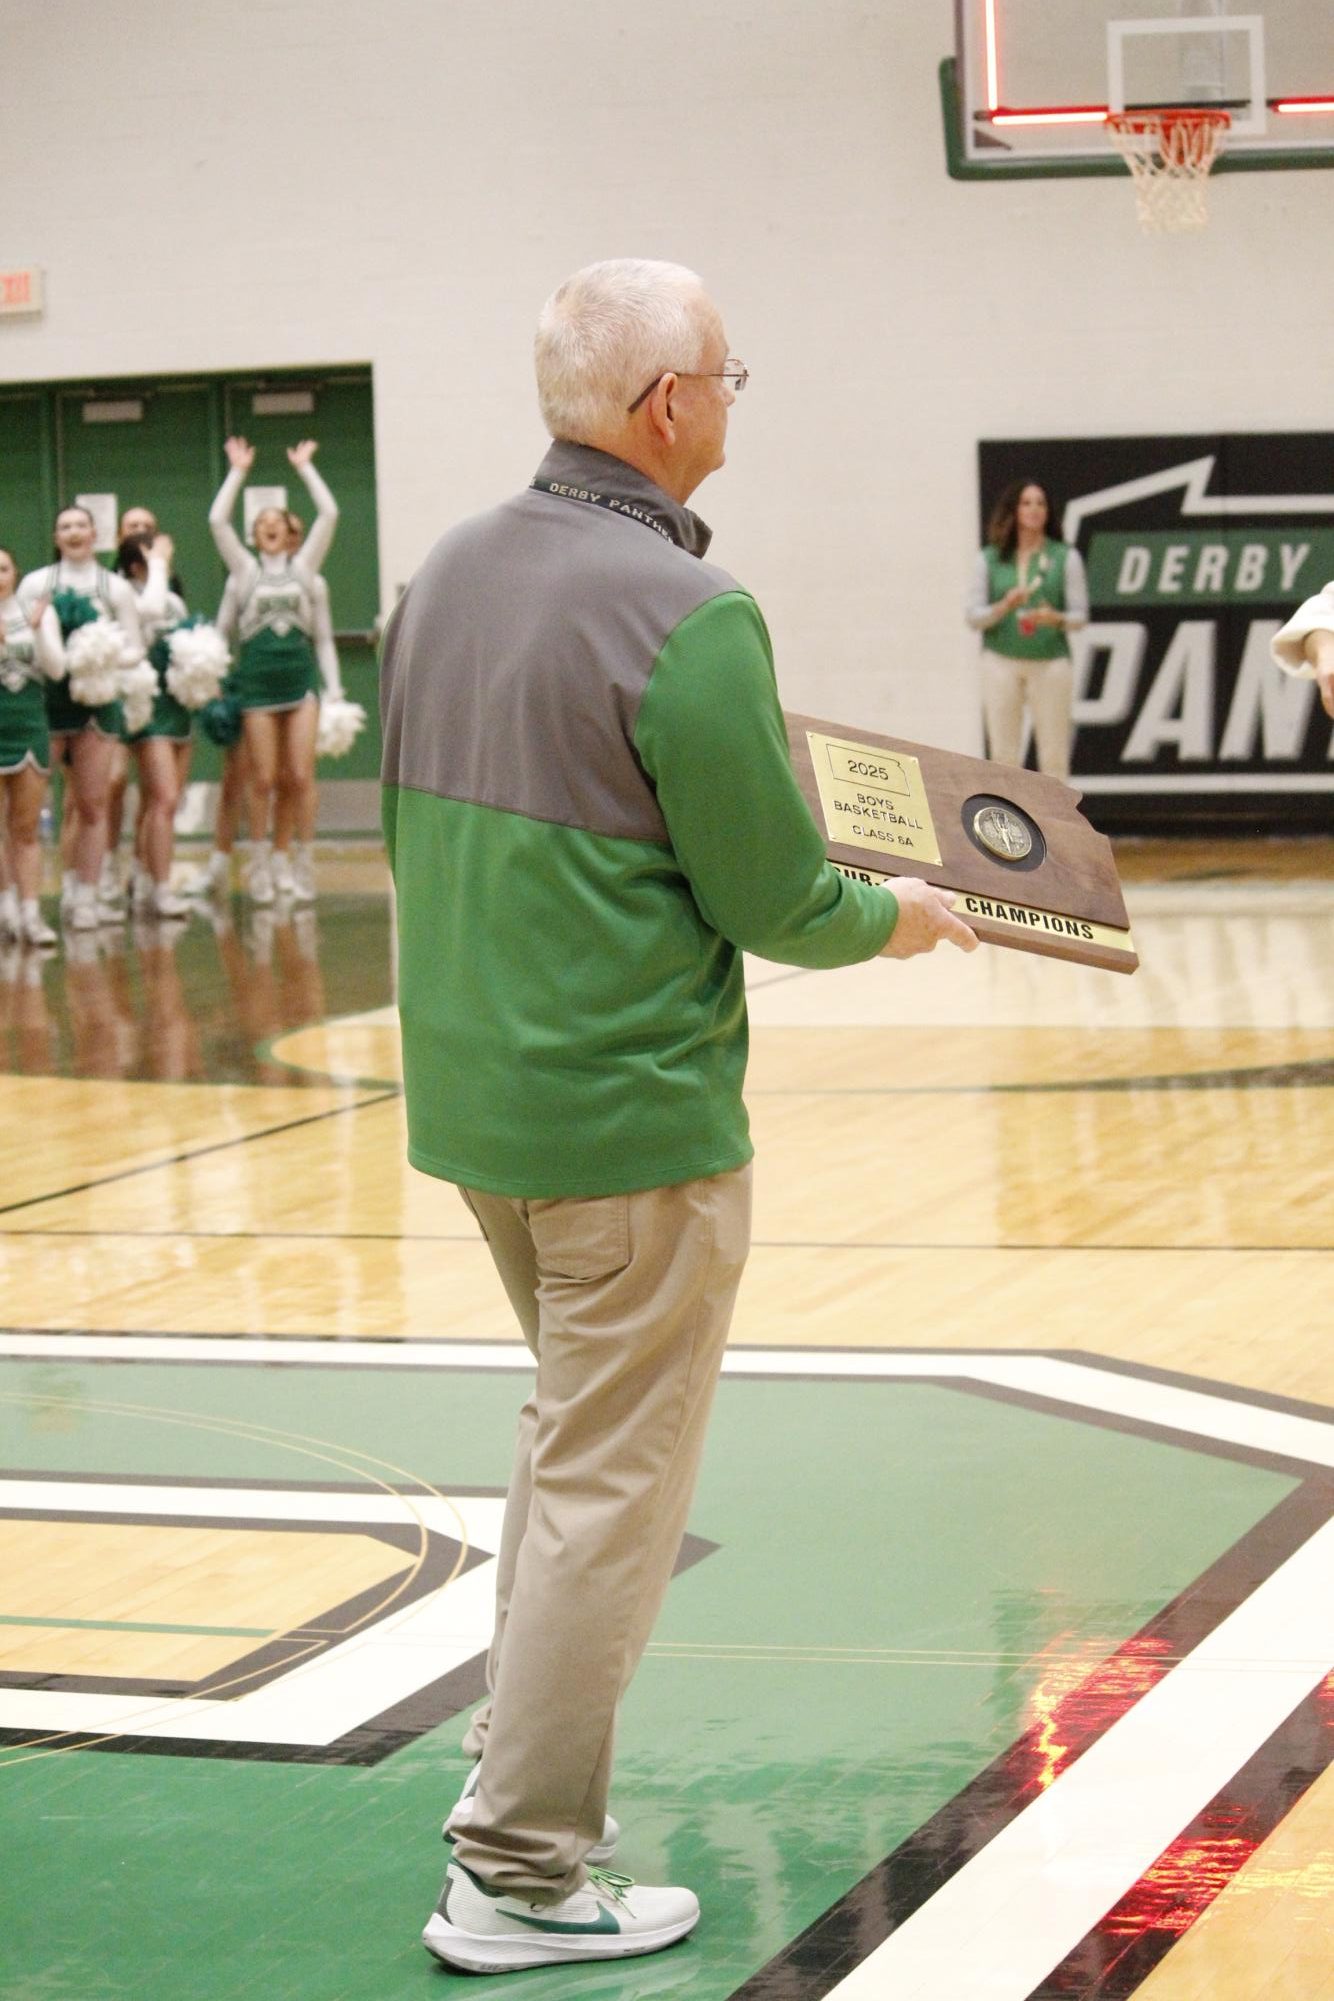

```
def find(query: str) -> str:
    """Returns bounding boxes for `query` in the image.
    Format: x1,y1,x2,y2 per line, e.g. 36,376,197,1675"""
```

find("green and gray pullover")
380,441,897,1199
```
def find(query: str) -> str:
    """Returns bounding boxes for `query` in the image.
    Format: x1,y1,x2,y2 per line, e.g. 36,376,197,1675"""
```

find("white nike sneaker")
422,1858,699,1973
444,1762,620,1866
271,849,296,899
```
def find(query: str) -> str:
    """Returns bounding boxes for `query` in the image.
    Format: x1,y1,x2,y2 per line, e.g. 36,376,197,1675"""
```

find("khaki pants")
452,1164,753,1903
980,651,1074,781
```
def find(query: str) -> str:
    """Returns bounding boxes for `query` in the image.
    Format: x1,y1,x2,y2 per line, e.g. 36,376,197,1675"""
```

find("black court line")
0,1091,399,1221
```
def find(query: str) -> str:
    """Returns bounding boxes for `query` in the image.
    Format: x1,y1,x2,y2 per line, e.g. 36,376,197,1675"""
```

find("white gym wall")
4,0,1332,754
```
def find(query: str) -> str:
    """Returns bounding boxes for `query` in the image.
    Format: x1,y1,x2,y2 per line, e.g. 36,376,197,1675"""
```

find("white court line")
825,1513,1334,2001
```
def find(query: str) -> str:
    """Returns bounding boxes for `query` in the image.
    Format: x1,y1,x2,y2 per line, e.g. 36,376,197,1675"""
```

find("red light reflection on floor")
1105,1815,1259,1939
1025,1633,1175,1791
1041,1654,1334,1991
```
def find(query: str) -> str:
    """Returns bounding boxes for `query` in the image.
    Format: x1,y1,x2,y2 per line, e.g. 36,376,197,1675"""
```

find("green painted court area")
0,1358,1298,2000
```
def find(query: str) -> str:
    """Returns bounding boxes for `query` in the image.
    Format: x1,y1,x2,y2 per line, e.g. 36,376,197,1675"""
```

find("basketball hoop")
1106,108,1230,233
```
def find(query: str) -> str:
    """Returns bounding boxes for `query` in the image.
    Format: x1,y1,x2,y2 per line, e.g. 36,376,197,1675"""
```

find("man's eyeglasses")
626,360,749,415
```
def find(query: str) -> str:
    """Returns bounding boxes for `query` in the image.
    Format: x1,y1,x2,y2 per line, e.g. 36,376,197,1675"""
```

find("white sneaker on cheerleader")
98,855,126,915
19,903,57,948
289,842,317,902
247,846,275,905
422,1858,699,1974
444,1762,620,1866
67,887,100,932
0,888,18,938
130,864,155,912
271,850,296,899
153,884,191,920
180,850,231,899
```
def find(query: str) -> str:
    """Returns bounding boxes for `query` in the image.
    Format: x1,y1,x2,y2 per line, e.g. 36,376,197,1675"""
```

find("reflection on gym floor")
0,892,392,1086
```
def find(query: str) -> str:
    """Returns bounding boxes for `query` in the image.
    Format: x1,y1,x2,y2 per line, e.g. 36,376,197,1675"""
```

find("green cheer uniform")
21,561,129,741
230,563,321,713
0,600,51,775
130,588,193,743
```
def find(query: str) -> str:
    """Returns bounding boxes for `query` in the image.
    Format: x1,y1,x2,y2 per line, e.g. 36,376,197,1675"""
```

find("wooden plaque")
787,711,1138,974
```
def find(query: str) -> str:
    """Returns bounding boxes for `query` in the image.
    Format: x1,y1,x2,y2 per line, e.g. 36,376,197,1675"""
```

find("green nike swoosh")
507,1904,621,1936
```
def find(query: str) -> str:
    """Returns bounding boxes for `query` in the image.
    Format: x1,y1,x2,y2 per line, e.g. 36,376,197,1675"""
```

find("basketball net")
1106,108,1230,232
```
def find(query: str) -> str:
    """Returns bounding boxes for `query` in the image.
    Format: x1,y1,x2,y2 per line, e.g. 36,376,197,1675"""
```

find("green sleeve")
633,591,898,967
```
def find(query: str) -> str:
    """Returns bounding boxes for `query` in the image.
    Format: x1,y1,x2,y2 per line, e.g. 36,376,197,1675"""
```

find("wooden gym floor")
0,836,1330,2000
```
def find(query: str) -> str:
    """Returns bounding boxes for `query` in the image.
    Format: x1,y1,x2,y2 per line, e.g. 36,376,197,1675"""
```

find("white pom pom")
316,695,366,759
119,658,159,736
65,618,127,708
165,622,232,710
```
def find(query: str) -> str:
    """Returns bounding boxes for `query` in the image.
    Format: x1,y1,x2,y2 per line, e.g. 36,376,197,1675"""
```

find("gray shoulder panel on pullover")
381,486,740,844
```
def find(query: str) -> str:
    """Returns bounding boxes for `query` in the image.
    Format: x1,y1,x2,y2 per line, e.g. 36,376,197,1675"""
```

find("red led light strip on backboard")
979,2,1334,129
990,98,1333,128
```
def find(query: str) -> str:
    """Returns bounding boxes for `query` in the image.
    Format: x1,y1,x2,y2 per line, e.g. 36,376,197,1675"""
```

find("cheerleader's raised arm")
287,441,339,578
135,538,175,632
209,438,259,583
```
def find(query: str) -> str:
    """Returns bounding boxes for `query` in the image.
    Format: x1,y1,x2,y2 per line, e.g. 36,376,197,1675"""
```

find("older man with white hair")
380,258,973,1974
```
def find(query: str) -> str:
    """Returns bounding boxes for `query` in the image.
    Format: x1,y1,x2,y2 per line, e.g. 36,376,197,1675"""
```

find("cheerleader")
273,507,341,899
114,534,192,919
101,503,167,912
0,547,62,948
18,505,144,931
207,438,338,903
194,505,341,903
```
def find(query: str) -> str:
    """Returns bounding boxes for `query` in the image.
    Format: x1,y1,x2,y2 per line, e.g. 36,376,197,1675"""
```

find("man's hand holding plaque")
878,878,980,959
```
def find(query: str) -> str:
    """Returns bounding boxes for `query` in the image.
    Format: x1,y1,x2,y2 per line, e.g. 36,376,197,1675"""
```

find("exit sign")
0,269,43,317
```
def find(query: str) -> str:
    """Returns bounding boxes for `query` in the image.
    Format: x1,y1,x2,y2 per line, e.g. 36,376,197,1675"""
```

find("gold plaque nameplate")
806,730,943,869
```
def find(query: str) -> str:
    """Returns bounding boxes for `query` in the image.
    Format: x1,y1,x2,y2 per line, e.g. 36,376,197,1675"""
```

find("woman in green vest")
966,480,1088,781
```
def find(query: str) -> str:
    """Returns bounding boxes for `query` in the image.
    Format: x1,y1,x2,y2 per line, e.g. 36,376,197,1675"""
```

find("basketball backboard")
945,0,1334,175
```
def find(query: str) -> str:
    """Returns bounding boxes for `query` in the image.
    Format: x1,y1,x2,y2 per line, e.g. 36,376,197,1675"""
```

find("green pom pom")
200,695,243,748
51,589,102,640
